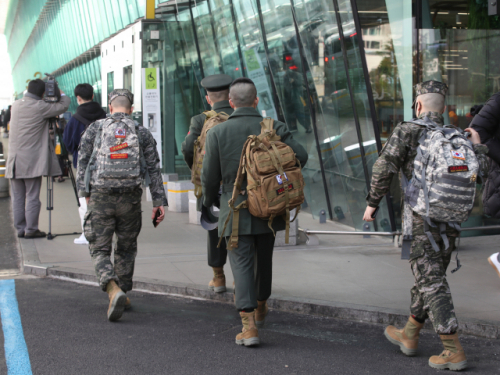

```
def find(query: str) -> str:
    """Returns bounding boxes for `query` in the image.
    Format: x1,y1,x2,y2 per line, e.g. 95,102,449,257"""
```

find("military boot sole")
107,291,126,322
235,336,260,347
209,285,227,293
384,329,418,356
428,359,467,371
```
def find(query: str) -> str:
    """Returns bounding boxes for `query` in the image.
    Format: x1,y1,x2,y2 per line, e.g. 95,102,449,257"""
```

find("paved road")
0,277,496,374
0,196,499,374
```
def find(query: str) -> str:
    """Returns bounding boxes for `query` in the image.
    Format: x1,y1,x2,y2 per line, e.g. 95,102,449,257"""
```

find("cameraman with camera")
5,78,70,238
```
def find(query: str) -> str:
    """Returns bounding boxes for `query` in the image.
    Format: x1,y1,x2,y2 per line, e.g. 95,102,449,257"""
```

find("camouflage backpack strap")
135,121,151,187
84,120,107,193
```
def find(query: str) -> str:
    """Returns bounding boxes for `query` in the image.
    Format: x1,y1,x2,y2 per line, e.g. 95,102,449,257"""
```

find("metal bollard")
319,209,327,224
0,167,9,197
363,223,371,238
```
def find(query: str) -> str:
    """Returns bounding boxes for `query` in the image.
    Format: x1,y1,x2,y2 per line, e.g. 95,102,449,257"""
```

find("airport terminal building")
4,0,500,234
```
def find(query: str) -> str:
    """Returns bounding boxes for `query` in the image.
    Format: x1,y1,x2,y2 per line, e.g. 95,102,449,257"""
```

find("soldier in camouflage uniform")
363,81,489,371
77,89,167,322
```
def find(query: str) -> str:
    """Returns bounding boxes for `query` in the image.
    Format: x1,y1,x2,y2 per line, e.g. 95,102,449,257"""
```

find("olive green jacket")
201,107,308,237
181,100,234,169
181,100,234,211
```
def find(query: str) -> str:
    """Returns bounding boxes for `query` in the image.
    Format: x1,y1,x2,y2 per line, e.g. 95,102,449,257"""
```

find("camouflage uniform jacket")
76,112,167,207
367,111,489,208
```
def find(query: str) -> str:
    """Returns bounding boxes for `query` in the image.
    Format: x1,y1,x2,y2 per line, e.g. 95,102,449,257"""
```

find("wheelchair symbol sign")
145,68,157,89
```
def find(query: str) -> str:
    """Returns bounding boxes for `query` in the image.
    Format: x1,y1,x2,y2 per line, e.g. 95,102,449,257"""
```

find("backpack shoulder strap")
84,121,105,192
135,121,151,187
72,113,92,127
218,137,252,249
217,111,230,121
203,110,218,121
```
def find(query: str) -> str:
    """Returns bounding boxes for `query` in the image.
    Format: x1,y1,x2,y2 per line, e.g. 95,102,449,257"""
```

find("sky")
0,34,13,109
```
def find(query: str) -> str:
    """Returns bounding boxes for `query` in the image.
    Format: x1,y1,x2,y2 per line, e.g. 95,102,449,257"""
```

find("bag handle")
260,117,274,134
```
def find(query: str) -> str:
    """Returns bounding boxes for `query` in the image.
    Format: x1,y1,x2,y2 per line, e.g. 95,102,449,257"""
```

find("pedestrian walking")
363,81,489,371
201,77,308,346
469,92,500,279
181,74,233,293
5,79,70,238
63,83,107,245
76,89,167,322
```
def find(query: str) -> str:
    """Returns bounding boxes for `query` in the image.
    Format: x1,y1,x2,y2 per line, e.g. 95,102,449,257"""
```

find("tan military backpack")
220,118,305,249
191,110,230,198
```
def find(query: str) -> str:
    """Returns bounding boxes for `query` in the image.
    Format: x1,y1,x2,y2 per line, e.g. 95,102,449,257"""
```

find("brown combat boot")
429,333,467,371
208,267,226,293
106,280,126,322
255,300,268,328
384,316,424,356
235,311,260,347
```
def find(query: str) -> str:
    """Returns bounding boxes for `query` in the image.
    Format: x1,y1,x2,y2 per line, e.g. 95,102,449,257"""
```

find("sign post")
142,67,162,165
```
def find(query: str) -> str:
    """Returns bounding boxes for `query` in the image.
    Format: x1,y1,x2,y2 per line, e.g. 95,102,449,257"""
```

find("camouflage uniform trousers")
83,189,142,292
409,212,459,334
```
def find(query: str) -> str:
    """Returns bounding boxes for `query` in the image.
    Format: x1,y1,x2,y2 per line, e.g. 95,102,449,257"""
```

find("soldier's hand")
86,197,90,205
152,206,165,225
363,206,377,222
464,128,481,145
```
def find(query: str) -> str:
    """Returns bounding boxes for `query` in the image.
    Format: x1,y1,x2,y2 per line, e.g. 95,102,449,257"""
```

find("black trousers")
207,228,227,267
227,233,275,311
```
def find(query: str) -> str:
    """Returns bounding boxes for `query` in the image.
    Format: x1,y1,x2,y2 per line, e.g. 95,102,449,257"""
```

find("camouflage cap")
411,80,448,109
109,89,134,105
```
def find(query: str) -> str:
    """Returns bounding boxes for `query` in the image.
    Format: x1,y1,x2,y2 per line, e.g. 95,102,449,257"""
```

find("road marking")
0,279,32,375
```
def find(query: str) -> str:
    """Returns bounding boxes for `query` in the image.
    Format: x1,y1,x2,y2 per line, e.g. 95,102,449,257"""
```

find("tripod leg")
47,176,54,240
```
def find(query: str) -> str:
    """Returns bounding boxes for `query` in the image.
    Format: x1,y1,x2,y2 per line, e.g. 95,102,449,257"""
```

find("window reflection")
152,0,397,231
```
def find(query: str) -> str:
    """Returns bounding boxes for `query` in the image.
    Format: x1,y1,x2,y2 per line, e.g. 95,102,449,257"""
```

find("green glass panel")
8,0,147,96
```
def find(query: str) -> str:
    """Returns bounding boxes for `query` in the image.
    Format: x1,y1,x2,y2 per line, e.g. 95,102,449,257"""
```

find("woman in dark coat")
470,94,500,278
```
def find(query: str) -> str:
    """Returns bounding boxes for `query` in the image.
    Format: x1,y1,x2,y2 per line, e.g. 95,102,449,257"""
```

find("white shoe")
488,253,500,278
74,234,89,245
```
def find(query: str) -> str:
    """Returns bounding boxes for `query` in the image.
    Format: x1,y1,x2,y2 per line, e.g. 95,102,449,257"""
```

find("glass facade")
5,0,147,110
143,0,396,230
5,0,500,233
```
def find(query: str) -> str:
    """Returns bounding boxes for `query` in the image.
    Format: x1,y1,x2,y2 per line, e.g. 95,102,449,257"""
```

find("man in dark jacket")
181,74,233,294
63,83,106,245
470,93,500,281
201,77,308,347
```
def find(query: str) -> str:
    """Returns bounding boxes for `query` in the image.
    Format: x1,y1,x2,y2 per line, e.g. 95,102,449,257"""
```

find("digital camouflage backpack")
191,110,230,198
220,118,305,249
402,116,480,256
84,116,150,192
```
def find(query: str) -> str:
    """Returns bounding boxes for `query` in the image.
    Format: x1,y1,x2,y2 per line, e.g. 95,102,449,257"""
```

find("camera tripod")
46,120,81,240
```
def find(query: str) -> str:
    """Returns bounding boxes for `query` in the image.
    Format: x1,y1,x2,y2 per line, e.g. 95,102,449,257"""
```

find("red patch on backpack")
110,153,128,159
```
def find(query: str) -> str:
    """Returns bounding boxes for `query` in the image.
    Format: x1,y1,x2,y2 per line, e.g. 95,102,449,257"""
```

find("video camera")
44,73,61,103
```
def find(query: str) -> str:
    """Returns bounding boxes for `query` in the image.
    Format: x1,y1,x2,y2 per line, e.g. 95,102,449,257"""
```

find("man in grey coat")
5,79,70,238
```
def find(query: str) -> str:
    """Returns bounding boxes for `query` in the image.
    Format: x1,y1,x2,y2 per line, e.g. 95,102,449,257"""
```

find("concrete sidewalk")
9,168,498,339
